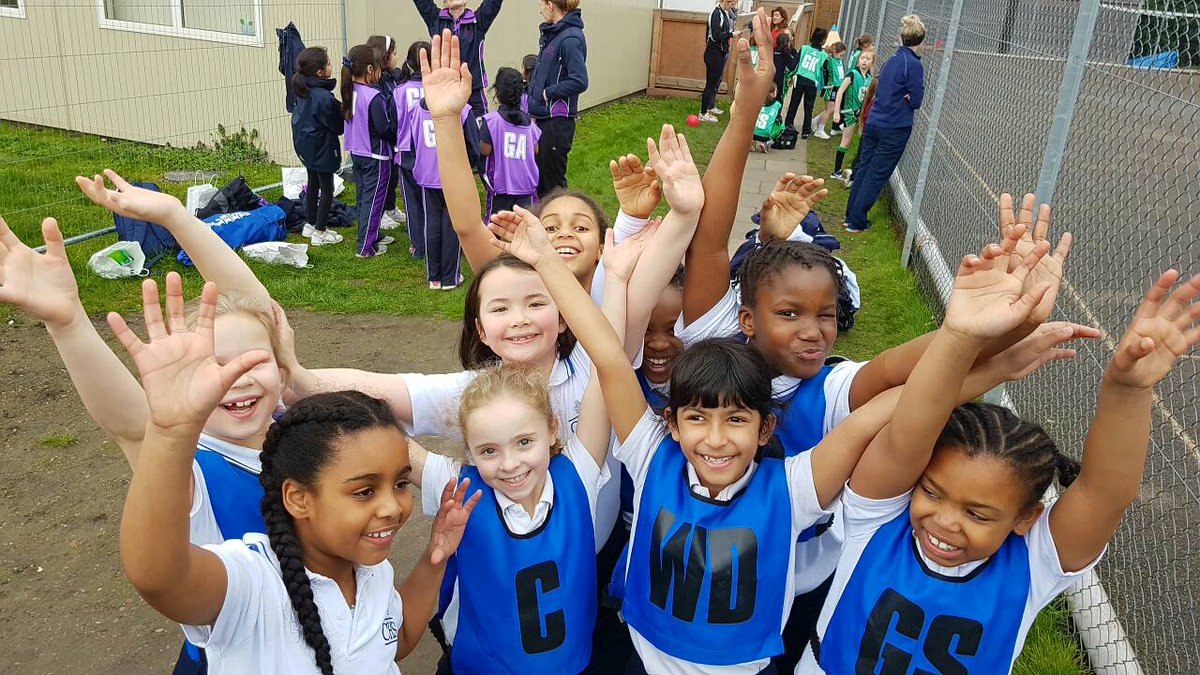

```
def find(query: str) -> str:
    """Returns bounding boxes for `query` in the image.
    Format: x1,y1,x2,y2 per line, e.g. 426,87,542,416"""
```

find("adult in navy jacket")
411,0,506,120
844,14,926,233
528,0,588,197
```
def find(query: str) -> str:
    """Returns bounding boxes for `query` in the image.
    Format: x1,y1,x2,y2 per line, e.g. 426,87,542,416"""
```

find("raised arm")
423,31,499,272
0,217,150,464
76,171,272,304
114,277,269,626
756,173,828,244
475,0,506,33
845,233,1051,501
396,477,479,659
1051,270,1200,572
410,0,440,31
684,9,775,324
847,193,1071,409
270,306,417,427
489,208,648,442
624,125,704,352
576,222,660,466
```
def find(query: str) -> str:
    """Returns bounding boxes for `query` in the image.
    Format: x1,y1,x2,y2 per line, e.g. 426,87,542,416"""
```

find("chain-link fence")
835,0,1199,672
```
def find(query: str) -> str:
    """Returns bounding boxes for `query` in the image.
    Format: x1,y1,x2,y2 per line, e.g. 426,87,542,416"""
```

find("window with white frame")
99,0,262,45
1,0,26,20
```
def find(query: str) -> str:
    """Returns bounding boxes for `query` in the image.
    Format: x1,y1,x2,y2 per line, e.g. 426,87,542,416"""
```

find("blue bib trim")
446,456,597,674
193,449,266,540
818,509,1031,673
619,435,793,665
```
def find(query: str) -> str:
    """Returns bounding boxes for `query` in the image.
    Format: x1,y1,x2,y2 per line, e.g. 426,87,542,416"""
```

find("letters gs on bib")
858,589,985,675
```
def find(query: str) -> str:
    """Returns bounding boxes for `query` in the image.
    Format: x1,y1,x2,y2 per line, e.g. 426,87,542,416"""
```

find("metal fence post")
899,0,966,267
874,0,890,47
1033,0,1101,210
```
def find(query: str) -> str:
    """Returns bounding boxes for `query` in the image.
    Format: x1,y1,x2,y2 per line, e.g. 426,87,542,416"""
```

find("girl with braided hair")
111,275,480,674
802,268,1200,674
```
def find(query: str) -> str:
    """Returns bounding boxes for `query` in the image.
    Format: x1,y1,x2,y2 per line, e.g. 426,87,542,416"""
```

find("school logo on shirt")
380,616,399,645
502,131,529,160
860,589,984,673
649,507,757,624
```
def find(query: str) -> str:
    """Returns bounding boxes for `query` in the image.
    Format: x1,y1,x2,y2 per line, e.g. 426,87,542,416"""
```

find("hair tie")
342,55,354,69
385,35,393,52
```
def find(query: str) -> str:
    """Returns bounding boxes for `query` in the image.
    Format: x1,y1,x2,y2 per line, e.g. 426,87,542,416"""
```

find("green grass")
37,434,78,448
0,97,727,322
1015,600,1091,675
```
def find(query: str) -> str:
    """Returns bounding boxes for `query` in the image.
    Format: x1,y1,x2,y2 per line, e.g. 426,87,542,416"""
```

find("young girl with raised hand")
0,208,292,672
487,201,1064,675
421,30,698,340
410,227,648,674
394,40,431,258
290,46,345,246
801,269,1200,675
479,66,541,220
109,277,478,674
342,43,397,258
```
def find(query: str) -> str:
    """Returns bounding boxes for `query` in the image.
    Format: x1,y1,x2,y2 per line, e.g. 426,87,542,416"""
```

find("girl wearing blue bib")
802,253,1200,673
485,207,1009,675
408,217,643,673
0,184,321,674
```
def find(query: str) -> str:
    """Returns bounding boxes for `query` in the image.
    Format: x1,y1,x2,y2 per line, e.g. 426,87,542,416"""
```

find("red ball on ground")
685,114,701,128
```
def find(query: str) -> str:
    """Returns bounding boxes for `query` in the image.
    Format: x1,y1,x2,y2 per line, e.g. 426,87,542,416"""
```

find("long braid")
260,459,335,675
936,402,1079,511
258,391,402,675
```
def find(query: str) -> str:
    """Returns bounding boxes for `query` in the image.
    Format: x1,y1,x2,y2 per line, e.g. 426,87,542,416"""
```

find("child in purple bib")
479,67,542,220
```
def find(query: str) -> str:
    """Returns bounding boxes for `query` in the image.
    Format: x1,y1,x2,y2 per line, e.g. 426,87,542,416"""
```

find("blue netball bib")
774,365,834,458
193,449,266,540
447,456,597,674
620,435,793,665
819,510,1030,674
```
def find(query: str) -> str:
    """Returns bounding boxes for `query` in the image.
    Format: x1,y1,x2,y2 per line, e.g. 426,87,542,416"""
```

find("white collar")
494,470,556,517
197,432,262,473
685,460,757,501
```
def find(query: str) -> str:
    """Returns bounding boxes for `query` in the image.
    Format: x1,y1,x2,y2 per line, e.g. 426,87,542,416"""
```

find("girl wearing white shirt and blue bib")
802,261,1200,673
110,281,479,675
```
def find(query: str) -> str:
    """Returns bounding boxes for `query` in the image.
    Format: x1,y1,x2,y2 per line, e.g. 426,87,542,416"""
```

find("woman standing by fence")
843,14,925,233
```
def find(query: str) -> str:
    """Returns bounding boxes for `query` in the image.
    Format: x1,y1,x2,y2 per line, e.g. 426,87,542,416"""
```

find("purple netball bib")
483,112,541,195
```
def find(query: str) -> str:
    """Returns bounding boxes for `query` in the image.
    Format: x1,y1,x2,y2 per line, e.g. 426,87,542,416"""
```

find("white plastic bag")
185,183,217,217
242,241,311,268
282,168,344,200
88,241,149,279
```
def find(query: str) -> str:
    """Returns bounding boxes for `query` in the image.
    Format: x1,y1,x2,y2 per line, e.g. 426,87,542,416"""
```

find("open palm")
760,174,828,241
1108,270,1200,389
945,230,1052,340
487,207,556,267
0,217,81,328
76,169,186,224
109,274,269,431
421,30,472,119
602,219,661,282
648,125,703,216
610,154,661,219
428,477,482,564
998,193,1072,325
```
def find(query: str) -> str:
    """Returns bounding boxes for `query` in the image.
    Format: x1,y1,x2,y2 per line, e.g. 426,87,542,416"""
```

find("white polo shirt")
616,410,831,675
421,438,611,645
797,485,1103,674
183,533,403,675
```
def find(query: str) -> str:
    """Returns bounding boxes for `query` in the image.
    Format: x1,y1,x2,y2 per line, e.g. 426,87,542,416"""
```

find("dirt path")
0,310,460,673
